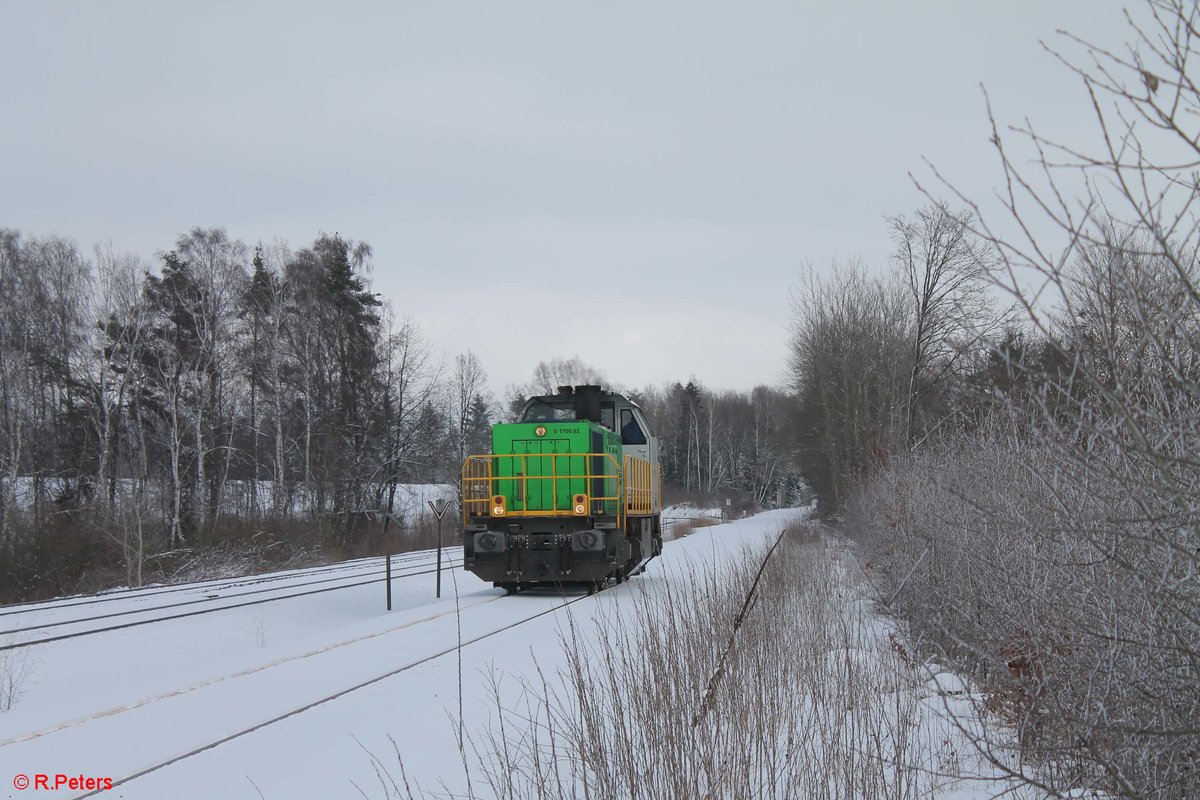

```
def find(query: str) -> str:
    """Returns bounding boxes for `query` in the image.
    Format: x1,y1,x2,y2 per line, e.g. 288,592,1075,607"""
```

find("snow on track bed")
0,551,462,649
0,549,430,616
1,593,505,749
73,594,589,799
0,511,807,800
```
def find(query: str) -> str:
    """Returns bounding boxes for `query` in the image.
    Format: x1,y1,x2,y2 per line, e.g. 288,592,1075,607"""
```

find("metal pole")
436,515,443,599
385,518,392,611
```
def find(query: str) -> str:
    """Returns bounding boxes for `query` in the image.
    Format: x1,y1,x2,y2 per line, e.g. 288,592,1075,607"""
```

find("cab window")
521,402,575,422
620,409,647,445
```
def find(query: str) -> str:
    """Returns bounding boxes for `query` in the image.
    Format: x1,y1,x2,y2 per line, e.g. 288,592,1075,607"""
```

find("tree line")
0,237,800,599
786,2,1200,797
0,229,497,596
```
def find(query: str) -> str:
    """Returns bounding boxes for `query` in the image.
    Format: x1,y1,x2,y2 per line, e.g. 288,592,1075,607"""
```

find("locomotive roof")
526,390,643,409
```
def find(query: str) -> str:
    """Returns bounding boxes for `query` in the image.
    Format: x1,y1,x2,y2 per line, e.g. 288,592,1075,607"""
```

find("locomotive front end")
460,385,662,594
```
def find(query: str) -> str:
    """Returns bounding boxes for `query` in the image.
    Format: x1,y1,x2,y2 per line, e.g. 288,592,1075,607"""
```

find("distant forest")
0,227,800,598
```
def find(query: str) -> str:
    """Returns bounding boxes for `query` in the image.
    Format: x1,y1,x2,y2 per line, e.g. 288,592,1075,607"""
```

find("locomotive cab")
518,386,659,498
461,385,662,594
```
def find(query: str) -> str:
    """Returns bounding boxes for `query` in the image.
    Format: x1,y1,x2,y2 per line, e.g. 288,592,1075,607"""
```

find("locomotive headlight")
490,495,506,517
572,494,588,516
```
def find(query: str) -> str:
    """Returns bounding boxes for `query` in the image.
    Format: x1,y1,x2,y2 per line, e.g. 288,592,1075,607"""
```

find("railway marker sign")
428,498,451,598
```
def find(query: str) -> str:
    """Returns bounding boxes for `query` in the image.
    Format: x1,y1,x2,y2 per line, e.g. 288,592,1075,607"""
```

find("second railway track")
68,589,594,800
0,548,445,617
0,554,464,651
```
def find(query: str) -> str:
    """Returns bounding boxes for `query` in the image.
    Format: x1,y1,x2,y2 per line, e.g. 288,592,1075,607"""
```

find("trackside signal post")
428,498,450,598
372,510,404,611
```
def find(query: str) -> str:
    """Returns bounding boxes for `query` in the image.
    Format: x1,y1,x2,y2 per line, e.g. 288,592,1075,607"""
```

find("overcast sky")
1,1,1126,393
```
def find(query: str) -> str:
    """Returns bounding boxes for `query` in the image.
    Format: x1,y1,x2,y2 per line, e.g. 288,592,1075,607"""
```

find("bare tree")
375,310,441,514
502,356,608,420
450,351,490,474
787,261,910,511
0,233,92,541
91,244,153,583
172,227,248,530
888,202,999,443
863,2,1200,795
0,230,27,543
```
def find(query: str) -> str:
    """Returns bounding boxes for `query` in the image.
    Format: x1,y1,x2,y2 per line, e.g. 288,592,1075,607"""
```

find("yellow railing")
624,455,659,516
462,452,660,530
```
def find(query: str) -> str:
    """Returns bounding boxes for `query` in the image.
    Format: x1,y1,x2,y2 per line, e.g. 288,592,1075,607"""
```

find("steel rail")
0,549,444,616
0,559,463,652
72,591,593,800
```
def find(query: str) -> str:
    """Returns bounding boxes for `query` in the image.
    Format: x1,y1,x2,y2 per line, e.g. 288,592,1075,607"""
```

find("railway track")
0,549,440,617
0,554,463,652
70,590,593,800
0,592,506,749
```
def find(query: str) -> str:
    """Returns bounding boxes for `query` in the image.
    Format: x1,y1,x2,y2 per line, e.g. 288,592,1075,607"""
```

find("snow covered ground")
660,502,723,540
0,510,1042,799
660,503,723,521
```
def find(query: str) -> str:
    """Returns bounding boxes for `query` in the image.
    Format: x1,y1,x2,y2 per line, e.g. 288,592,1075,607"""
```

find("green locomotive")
461,385,662,593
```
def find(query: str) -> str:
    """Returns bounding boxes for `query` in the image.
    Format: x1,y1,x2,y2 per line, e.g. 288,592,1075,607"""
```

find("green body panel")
491,421,622,515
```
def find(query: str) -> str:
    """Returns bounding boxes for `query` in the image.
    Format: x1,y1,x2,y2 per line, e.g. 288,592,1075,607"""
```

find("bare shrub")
853,412,1200,798
0,511,112,603
663,515,717,540
0,644,32,711
838,3,1200,797
373,524,1014,799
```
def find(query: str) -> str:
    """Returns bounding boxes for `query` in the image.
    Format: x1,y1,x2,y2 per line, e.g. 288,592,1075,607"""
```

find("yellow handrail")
623,455,657,515
461,452,660,530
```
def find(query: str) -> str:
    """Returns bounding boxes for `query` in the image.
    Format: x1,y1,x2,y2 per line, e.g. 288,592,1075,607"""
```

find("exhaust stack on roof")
574,385,602,424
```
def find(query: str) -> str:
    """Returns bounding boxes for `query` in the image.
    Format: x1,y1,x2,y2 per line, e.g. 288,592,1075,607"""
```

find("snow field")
0,511,1041,799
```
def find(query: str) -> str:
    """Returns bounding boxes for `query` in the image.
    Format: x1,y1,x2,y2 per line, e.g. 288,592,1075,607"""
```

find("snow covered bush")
853,414,1200,798
379,525,998,800
0,645,32,712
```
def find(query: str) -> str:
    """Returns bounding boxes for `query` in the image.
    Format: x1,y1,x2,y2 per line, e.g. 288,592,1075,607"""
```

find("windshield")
521,399,617,430
520,401,576,422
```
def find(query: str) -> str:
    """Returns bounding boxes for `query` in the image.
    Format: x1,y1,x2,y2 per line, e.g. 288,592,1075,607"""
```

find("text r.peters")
13,773,114,792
